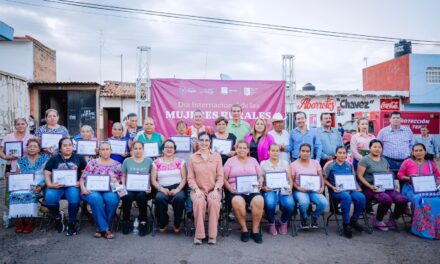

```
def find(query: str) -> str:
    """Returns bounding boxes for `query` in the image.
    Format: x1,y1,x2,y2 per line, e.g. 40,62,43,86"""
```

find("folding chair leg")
322,214,328,236
362,212,373,234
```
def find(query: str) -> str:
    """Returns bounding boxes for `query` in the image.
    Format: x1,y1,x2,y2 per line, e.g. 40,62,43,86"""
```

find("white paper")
52,169,77,186
41,133,63,149
126,173,150,191
212,138,233,155
265,172,288,189
143,142,160,157
5,141,23,158
108,139,127,155
76,140,97,155
334,174,357,191
299,174,322,192
412,175,437,193
86,175,110,191
373,173,394,190
236,175,258,194
171,136,192,153
8,173,34,191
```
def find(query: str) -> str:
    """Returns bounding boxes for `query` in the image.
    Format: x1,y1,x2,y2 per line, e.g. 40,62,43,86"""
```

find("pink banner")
150,79,285,137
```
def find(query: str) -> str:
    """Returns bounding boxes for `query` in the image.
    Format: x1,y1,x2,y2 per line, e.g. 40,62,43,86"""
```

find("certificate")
299,174,322,192
334,174,357,191
143,142,160,158
265,171,289,190
4,141,23,158
76,140,98,155
412,175,437,193
373,173,395,190
212,138,233,155
52,169,77,186
235,174,259,194
8,173,34,191
108,139,127,155
41,133,63,149
126,173,150,191
171,136,191,153
86,175,110,191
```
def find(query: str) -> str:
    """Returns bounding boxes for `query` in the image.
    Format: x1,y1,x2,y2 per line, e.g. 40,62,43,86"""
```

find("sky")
1,0,440,90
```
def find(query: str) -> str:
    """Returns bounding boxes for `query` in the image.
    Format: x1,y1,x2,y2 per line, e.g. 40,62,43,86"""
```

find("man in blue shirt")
286,111,322,162
318,113,344,168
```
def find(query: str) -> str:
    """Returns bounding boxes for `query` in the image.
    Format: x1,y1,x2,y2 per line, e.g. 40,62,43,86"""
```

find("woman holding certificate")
188,132,224,245
135,117,166,159
291,143,328,229
244,118,274,163
80,142,122,239
151,139,187,233
357,139,408,231
73,125,98,162
211,116,236,165
224,140,264,244
107,122,130,163
397,143,440,239
350,118,376,170
324,146,366,238
260,144,294,236
35,109,69,154
44,137,87,236
121,141,154,236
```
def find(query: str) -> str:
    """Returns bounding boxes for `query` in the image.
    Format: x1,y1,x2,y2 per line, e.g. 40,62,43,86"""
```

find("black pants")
154,184,186,229
122,191,151,222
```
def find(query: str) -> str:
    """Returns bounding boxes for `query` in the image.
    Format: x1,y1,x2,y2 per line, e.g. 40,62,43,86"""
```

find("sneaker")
193,237,203,245
269,223,277,235
138,222,148,236
342,224,353,238
279,222,288,235
228,212,235,222
300,219,309,229
54,218,65,233
374,220,389,231
121,221,130,235
208,237,217,244
65,223,78,236
241,231,250,242
15,219,25,233
386,219,397,230
23,219,34,234
311,217,319,229
349,219,364,232
251,232,263,244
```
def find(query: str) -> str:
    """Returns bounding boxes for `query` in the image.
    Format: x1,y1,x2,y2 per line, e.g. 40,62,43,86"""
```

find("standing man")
286,111,322,162
186,109,213,138
227,104,251,141
123,113,142,141
415,126,439,160
377,111,415,172
318,113,344,168
268,112,290,163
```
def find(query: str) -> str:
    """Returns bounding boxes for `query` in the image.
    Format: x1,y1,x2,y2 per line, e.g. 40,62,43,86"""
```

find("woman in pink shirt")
224,140,264,243
398,143,440,240
350,118,376,170
244,118,274,163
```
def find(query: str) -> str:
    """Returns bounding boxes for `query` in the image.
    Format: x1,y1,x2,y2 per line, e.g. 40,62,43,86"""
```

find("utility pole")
136,46,151,126
282,55,296,131
120,54,123,83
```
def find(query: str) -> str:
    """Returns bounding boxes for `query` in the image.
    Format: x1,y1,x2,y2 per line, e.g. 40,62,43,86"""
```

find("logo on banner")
297,96,335,111
380,99,400,110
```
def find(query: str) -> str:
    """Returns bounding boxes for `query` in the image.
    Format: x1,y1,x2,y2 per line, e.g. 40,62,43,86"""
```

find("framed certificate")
52,169,77,186
126,173,150,191
212,138,233,155
143,142,160,158
265,171,289,190
235,174,259,194
171,136,191,153
8,173,34,192
41,133,63,149
86,175,110,192
412,175,437,193
299,174,322,192
4,141,23,158
76,140,98,155
108,139,127,155
334,174,357,191
373,173,394,191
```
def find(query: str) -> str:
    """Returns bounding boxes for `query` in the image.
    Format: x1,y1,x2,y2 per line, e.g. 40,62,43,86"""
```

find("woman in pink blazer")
245,118,275,162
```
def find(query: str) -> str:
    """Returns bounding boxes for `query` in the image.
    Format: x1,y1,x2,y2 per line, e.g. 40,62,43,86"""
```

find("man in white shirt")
268,112,291,162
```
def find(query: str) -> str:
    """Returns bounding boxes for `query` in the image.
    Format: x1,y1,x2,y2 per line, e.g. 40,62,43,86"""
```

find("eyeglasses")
163,146,174,149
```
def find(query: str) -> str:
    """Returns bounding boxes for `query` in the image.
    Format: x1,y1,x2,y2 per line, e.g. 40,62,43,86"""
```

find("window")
426,67,440,84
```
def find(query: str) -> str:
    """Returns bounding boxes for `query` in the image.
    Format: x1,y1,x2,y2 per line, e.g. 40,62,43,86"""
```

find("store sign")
339,99,375,109
380,99,400,110
297,96,335,111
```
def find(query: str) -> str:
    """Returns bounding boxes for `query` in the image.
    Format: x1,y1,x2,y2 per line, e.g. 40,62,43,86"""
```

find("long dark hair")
411,143,428,160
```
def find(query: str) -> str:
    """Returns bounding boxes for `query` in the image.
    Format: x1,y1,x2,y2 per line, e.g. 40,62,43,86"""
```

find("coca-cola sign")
297,96,335,111
380,99,400,110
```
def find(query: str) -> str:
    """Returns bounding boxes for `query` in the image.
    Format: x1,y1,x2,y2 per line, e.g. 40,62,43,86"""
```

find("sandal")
103,231,115,239
94,231,103,238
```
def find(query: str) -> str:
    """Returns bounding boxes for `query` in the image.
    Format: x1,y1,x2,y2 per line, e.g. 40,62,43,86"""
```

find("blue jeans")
155,184,186,229
81,191,120,232
45,187,81,223
331,191,366,224
263,191,295,223
293,191,328,219
384,157,404,172
185,185,193,214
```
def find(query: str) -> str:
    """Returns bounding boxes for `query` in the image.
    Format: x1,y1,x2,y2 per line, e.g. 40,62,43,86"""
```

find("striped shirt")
377,125,415,160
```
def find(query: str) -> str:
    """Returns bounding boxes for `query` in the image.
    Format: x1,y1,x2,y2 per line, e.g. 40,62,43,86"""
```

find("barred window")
426,67,440,84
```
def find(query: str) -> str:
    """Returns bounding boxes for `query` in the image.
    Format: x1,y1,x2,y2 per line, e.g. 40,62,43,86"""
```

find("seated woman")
357,139,408,231
151,139,187,233
80,142,121,239
44,137,87,236
291,143,328,229
398,143,440,240
120,141,153,236
224,140,264,243
12,139,50,234
324,146,366,238
260,143,294,236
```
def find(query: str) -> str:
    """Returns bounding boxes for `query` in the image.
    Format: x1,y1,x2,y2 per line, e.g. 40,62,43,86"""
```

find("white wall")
0,41,33,80
99,97,138,130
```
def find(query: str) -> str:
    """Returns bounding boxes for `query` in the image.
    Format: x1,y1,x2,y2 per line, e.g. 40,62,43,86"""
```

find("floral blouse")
82,158,122,182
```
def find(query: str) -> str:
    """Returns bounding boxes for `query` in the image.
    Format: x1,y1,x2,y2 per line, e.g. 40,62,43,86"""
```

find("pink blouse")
397,159,440,182
350,133,376,161
223,156,261,187
1,133,34,172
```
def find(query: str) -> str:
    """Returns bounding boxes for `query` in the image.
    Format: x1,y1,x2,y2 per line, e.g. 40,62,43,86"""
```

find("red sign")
380,99,400,110
383,112,439,134
297,96,335,111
